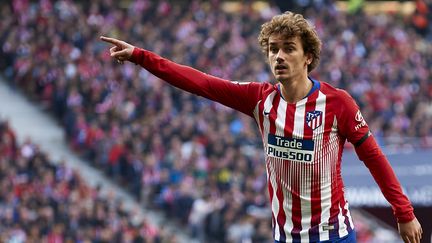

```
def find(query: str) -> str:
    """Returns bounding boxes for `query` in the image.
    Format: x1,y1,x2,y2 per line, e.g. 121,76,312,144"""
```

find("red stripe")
268,95,288,239
268,164,276,233
257,99,265,136
276,175,287,240
340,194,352,231
338,144,351,230
262,92,277,235
284,104,301,239
304,93,321,241
261,91,277,236
327,94,342,238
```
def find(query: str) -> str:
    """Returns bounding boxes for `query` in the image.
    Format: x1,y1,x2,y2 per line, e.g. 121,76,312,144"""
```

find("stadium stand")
0,0,430,242
0,118,177,242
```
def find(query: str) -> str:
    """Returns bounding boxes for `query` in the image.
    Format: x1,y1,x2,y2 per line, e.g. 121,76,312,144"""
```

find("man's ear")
306,53,313,65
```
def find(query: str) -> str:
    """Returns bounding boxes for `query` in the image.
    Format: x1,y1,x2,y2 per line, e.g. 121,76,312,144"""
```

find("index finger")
100,36,121,45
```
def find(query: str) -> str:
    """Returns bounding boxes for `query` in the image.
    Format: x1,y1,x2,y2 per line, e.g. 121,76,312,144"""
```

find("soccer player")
100,11,422,243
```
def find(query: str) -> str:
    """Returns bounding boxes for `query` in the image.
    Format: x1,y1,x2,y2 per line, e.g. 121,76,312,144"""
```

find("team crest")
306,110,323,130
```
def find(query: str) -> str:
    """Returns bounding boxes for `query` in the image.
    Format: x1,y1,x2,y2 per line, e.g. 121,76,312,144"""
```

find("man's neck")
279,77,313,104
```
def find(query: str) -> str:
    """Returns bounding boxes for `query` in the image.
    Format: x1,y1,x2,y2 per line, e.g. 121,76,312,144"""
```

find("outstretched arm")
100,36,265,117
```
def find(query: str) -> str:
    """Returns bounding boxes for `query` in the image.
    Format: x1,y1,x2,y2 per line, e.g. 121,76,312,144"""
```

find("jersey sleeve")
337,90,415,223
355,136,415,223
337,89,369,144
130,47,263,117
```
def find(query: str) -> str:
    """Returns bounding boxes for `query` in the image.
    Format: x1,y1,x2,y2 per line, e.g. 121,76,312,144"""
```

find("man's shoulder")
319,81,352,100
248,81,278,93
230,81,276,101
232,80,273,87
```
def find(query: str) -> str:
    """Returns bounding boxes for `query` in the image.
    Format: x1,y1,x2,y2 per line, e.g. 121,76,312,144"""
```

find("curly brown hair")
258,11,322,73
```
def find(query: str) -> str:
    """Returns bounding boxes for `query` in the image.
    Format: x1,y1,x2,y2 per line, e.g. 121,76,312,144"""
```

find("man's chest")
258,94,339,163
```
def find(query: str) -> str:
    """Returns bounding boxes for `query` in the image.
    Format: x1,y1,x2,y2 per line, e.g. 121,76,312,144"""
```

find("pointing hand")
100,36,134,64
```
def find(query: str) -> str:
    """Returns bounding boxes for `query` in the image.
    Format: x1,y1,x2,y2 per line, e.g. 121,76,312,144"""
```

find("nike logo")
264,110,270,116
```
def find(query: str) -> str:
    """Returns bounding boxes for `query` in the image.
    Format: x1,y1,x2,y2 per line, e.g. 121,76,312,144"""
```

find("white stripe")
293,99,307,139
346,202,354,231
320,115,340,240
325,113,351,239
313,91,330,241
331,109,349,238
275,100,294,242
262,91,280,240
338,204,349,237
275,100,286,136
291,99,311,242
263,91,277,149
269,160,281,240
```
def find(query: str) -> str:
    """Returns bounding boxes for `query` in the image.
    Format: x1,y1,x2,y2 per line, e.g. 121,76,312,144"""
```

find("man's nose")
276,50,285,63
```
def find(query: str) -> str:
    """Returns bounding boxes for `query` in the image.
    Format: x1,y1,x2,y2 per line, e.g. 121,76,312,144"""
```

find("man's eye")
270,48,278,53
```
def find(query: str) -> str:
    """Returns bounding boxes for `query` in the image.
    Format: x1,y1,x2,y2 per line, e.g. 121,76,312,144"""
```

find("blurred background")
0,0,431,242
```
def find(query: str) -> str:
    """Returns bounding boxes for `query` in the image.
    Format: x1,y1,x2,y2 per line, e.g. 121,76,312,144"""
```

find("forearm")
355,136,415,223
129,47,261,116
130,47,219,99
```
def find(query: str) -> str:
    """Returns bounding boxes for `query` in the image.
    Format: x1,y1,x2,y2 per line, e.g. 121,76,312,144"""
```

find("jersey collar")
277,77,320,101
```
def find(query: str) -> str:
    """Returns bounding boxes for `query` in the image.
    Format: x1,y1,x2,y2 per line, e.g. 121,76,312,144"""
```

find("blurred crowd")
412,0,432,38
0,119,176,242
0,0,430,242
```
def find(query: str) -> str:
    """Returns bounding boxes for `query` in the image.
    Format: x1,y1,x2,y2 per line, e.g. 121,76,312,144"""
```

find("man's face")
268,34,311,83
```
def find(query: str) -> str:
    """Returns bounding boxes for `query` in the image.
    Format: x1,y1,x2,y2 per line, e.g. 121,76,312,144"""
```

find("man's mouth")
275,65,287,71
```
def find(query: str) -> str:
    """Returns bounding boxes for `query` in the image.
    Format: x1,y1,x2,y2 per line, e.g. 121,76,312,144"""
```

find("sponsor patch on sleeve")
354,110,367,131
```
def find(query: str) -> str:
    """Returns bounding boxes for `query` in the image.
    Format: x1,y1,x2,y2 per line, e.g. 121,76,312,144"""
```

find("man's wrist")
396,211,415,223
129,47,143,64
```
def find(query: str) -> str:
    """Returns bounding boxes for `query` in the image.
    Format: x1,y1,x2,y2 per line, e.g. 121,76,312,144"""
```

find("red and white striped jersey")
255,81,358,242
131,48,415,243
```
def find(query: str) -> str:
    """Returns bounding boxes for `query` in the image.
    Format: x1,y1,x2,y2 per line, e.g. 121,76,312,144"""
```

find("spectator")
0,118,175,242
